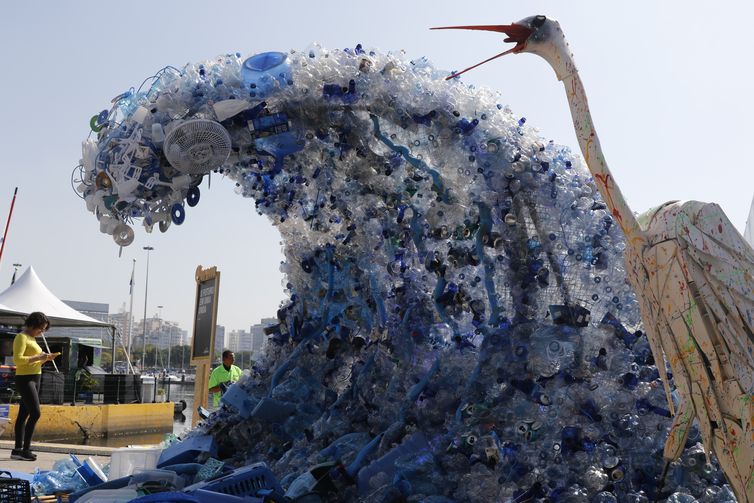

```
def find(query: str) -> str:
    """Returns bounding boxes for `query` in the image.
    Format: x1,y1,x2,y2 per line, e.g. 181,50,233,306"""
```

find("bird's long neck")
560,71,644,242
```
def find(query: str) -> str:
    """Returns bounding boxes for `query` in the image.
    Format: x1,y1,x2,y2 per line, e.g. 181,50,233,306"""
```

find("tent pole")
39,331,59,373
114,327,135,374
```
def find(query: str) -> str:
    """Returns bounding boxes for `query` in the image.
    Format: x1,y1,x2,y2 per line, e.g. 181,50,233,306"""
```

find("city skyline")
47,297,271,354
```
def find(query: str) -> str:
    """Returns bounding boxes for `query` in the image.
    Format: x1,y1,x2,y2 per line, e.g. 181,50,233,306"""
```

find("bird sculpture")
434,15,754,501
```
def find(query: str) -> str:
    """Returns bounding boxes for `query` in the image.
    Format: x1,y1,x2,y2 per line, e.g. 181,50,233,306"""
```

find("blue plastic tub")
158,435,218,468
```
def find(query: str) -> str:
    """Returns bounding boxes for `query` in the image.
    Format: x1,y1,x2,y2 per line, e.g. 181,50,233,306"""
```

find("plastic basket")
187,463,281,498
0,470,31,503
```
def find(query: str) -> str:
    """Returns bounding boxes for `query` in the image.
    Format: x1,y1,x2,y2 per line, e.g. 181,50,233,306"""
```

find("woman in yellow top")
11,312,59,461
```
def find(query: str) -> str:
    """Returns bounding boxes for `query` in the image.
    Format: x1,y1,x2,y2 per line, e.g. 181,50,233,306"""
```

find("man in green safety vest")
208,350,242,407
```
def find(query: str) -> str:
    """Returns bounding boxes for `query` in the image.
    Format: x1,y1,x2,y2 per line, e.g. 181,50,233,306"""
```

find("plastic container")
141,376,155,402
129,490,262,502
109,446,162,479
250,397,296,423
158,434,217,468
220,383,258,419
75,457,107,487
241,52,291,94
357,432,429,494
75,488,140,503
193,489,263,502
130,468,183,489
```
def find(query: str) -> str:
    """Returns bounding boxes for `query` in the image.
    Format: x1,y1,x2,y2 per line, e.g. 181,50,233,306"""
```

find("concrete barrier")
0,403,173,441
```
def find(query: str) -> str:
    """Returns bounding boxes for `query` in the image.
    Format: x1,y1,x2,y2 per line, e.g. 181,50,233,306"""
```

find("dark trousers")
14,374,42,450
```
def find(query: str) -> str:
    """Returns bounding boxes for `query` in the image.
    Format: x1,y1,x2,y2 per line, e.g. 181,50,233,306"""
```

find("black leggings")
14,374,41,450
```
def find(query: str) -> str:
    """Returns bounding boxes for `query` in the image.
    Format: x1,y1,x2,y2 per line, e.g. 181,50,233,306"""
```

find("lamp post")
141,246,154,371
181,336,186,372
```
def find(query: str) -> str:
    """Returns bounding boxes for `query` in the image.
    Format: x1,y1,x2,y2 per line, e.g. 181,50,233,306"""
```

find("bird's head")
432,15,576,81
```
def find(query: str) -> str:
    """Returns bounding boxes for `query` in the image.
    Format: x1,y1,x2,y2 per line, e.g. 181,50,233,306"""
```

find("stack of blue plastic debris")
72,45,738,502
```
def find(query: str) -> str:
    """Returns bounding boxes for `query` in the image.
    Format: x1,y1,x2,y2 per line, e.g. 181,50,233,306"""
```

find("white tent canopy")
0,266,111,328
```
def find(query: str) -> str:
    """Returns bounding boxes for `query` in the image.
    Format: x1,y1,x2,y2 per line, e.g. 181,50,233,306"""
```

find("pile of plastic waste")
73,46,737,501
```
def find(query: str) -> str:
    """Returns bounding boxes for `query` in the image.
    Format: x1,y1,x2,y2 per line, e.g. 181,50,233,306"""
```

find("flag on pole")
11,269,16,285
129,266,135,295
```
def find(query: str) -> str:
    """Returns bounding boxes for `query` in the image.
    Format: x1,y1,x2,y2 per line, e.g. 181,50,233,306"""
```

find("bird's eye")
532,15,547,28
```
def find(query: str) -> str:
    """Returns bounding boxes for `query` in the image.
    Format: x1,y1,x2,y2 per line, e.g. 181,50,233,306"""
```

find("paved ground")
0,440,112,474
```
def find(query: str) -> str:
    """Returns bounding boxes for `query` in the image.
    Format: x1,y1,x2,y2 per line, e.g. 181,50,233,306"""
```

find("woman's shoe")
10,448,23,460
14,449,36,461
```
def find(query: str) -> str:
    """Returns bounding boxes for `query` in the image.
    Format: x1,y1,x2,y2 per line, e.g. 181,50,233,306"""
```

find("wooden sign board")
191,265,220,426
191,266,220,365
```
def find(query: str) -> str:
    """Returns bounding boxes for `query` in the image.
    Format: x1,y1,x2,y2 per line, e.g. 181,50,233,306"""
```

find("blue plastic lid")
171,203,186,225
243,52,287,72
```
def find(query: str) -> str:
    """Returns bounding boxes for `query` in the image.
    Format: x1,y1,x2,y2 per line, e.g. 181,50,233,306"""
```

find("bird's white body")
436,15,754,501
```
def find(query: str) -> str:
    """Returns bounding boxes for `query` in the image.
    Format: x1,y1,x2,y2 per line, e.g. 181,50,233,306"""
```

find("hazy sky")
1,1,752,334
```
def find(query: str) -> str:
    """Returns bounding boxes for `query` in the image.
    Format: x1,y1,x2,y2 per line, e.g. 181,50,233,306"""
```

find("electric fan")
163,119,231,174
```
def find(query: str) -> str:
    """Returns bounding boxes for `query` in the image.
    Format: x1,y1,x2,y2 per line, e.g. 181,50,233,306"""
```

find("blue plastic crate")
158,434,218,468
220,383,258,419
250,397,295,423
187,462,282,498
130,489,262,503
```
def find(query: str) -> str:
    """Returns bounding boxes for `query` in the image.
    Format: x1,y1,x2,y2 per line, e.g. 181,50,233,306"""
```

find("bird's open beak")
431,23,532,80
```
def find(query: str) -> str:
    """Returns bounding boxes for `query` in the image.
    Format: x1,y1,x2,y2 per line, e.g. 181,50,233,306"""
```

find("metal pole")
127,259,136,369
141,246,153,371
158,305,169,370
0,187,19,268
111,326,116,371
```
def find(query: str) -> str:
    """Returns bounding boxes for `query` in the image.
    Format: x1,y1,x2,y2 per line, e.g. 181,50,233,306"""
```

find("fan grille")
164,119,231,174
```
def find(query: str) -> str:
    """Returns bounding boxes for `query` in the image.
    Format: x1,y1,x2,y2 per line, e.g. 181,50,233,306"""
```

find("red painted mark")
594,173,625,227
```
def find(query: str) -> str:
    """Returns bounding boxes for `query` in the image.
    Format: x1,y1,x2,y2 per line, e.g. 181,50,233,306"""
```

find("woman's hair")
24,311,50,331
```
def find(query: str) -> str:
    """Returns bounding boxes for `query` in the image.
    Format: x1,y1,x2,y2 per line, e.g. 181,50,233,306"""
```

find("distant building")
109,310,134,348
46,300,110,344
213,325,225,362
249,317,277,354
133,315,164,350
228,329,252,353
156,321,182,349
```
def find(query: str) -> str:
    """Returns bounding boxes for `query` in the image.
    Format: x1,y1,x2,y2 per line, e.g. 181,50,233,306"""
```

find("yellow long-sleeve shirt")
13,332,43,375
